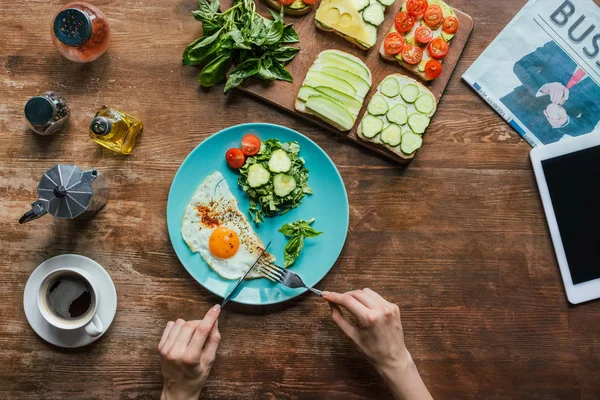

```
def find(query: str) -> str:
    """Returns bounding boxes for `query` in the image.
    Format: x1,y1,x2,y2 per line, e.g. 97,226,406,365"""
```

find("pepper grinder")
24,91,70,135
19,164,109,224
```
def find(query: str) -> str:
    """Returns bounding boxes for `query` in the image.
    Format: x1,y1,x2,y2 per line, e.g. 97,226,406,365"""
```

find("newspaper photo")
463,0,600,147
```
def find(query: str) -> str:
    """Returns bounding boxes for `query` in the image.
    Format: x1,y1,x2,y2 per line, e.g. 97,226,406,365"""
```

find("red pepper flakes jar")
51,2,110,63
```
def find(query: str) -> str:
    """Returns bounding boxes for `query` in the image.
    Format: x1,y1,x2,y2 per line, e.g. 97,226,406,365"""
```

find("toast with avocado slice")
380,0,458,81
264,0,314,16
315,0,397,50
357,73,436,159
296,50,372,131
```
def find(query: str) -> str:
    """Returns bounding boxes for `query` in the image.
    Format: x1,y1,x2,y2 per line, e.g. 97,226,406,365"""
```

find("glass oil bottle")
89,106,143,155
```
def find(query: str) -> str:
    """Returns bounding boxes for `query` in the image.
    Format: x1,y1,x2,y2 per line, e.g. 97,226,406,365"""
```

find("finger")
348,289,380,309
201,320,221,368
161,319,186,355
188,305,221,355
329,303,359,341
158,321,175,351
362,288,388,304
322,291,369,323
171,320,202,355
551,90,559,104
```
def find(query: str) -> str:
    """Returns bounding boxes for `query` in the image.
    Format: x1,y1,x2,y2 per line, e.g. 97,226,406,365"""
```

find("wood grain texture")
221,0,474,163
1,0,600,399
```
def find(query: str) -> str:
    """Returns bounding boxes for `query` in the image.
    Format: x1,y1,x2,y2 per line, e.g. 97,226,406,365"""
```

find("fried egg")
181,171,274,280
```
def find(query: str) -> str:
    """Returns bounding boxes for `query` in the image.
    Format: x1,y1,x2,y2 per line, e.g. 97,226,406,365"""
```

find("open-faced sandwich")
315,0,397,50
264,0,317,16
296,50,372,131
380,0,459,81
357,73,436,160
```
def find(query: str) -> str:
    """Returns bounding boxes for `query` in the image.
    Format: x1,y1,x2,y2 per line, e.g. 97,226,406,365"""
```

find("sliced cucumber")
321,66,370,99
306,95,355,131
418,58,428,72
298,86,323,102
305,71,357,98
273,174,296,197
380,124,402,147
386,104,408,125
408,113,431,134
268,149,292,173
363,3,385,26
355,0,370,10
363,24,378,47
380,77,400,98
317,51,371,81
367,94,389,116
361,115,384,138
400,84,419,103
415,93,435,114
288,0,308,10
247,164,270,188
298,85,362,115
401,131,423,155
377,0,395,6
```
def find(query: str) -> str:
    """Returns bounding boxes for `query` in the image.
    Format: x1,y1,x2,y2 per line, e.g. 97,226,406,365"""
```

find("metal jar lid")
53,8,92,47
24,96,56,126
90,116,112,136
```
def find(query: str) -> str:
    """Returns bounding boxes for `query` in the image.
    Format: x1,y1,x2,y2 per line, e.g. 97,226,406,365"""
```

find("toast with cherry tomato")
264,0,316,16
380,0,459,81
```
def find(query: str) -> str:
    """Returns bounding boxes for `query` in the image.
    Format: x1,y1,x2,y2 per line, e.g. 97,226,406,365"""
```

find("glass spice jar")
51,2,110,63
89,106,143,155
24,91,70,135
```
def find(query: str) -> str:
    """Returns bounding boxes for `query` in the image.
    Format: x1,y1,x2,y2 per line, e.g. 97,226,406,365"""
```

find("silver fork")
259,261,322,296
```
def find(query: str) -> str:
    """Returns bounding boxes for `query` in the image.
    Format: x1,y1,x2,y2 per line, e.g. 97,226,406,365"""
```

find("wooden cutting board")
220,0,474,163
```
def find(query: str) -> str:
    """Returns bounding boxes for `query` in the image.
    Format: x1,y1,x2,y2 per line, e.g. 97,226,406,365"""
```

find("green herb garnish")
183,0,300,93
279,219,323,267
238,139,311,224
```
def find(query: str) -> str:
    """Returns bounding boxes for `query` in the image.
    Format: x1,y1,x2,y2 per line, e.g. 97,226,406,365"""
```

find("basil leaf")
283,235,304,268
281,24,300,43
182,28,224,65
210,0,220,13
279,223,299,237
258,57,292,82
199,50,232,87
230,29,251,50
224,58,260,93
301,226,322,238
271,46,300,63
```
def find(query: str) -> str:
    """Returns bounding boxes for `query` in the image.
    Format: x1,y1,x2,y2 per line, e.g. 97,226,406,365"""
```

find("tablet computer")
531,134,600,304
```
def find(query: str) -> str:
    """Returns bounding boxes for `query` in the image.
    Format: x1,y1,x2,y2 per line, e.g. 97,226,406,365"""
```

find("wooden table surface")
2,0,599,399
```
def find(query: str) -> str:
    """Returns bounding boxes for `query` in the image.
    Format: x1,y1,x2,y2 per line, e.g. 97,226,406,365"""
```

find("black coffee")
45,273,92,320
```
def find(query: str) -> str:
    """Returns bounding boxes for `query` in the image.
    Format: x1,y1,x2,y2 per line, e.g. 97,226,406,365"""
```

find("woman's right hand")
323,289,432,400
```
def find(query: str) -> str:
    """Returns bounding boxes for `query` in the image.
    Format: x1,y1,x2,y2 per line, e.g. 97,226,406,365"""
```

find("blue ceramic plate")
167,123,349,305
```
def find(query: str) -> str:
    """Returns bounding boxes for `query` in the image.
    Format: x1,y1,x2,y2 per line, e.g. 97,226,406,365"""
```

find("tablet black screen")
542,145,600,285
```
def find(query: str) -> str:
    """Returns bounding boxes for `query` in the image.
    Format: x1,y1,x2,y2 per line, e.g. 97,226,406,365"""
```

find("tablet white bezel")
530,134,600,304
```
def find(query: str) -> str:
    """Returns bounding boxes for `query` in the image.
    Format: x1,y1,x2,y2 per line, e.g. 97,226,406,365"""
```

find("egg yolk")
209,227,240,259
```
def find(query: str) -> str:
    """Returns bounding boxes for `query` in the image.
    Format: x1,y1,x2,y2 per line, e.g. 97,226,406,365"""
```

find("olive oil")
89,106,142,155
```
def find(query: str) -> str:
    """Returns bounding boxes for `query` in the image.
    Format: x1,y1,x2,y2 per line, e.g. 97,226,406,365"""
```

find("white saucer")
24,254,117,348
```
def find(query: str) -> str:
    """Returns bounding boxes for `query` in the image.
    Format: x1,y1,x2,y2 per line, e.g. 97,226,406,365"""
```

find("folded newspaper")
463,0,600,147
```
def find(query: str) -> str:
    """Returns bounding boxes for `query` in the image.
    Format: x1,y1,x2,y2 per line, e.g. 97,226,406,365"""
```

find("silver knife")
221,240,272,308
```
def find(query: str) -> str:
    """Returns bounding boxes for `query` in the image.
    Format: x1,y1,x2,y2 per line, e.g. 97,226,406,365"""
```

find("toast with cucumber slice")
296,50,372,131
357,73,436,159
315,0,397,50
380,0,459,81
264,0,315,16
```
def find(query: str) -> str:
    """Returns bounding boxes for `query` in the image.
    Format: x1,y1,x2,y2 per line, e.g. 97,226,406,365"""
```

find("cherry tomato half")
226,148,246,169
406,0,428,16
442,15,459,34
384,32,405,55
424,5,443,27
278,0,295,5
241,134,261,156
394,12,415,34
402,44,423,65
302,0,318,4
415,26,433,45
427,38,449,59
425,59,443,79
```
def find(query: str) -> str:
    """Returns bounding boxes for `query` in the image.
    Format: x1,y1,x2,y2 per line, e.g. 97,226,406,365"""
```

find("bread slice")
264,0,313,16
357,73,436,159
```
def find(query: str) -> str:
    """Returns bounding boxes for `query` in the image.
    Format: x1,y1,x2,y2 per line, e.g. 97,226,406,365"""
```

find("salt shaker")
24,91,70,135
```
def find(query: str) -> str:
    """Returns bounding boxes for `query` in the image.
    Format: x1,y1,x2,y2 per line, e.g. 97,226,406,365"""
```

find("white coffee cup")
36,267,104,337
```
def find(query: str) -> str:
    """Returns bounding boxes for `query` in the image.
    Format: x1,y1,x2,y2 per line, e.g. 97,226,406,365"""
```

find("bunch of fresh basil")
182,0,300,93
279,219,323,267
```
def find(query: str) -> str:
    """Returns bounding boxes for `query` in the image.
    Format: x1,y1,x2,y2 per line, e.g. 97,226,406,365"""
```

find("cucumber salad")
228,136,312,224
358,73,436,158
